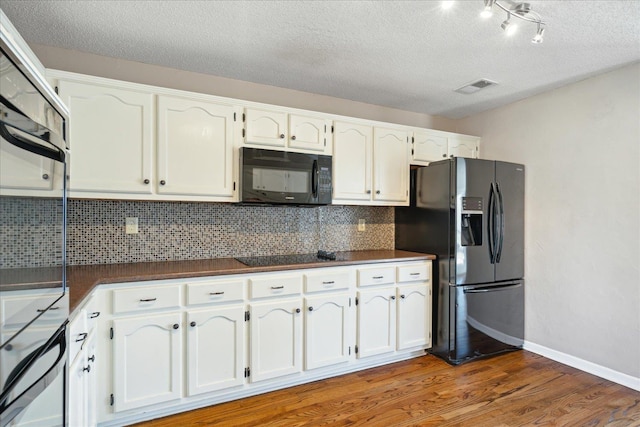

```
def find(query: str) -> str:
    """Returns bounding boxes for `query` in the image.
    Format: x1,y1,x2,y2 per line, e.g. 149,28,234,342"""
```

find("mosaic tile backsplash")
65,200,394,265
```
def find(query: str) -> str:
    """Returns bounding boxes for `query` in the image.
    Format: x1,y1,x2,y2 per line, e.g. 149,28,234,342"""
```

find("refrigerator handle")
496,182,505,262
488,183,496,264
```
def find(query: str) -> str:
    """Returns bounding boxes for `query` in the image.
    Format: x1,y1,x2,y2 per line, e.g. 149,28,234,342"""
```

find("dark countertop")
66,250,434,313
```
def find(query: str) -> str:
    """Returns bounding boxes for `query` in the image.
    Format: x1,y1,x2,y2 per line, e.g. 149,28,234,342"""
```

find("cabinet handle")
366,190,371,194
160,180,166,185
291,135,296,140
209,291,225,295
410,273,420,276
373,276,384,279
442,154,447,158
190,321,196,327
75,333,88,342
296,308,301,313
308,306,313,312
390,296,396,300
376,190,381,194
139,298,157,302
173,323,179,330
37,306,59,313
143,179,150,184
279,134,285,139
83,365,91,373
89,311,100,318
400,294,406,299
322,281,335,285
88,355,95,363
271,285,284,290
42,173,49,180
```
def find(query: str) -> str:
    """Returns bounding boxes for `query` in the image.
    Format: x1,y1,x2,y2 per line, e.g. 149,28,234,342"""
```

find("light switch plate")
125,217,138,234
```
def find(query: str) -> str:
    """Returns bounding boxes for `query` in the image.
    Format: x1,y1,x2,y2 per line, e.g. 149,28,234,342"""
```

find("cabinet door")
0,136,56,192
245,108,287,147
288,114,327,153
58,80,154,195
448,135,479,159
412,130,448,163
249,300,302,382
68,352,87,427
85,333,98,427
357,288,396,358
397,284,430,350
304,293,351,370
112,312,182,412
332,121,372,202
157,95,235,198
373,127,409,203
186,306,245,396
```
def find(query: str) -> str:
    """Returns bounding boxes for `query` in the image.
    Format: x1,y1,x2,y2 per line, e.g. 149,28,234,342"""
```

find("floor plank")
132,351,640,426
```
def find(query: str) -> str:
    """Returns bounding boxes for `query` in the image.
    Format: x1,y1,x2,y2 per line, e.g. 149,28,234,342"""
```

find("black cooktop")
235,251,339,267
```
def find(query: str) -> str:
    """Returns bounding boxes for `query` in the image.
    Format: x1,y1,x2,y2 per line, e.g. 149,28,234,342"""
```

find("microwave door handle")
0,122,65,163
311,159,318,199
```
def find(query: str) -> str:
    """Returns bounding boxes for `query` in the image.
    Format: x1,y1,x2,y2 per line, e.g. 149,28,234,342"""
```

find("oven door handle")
463,283,523,294
0,323,67,426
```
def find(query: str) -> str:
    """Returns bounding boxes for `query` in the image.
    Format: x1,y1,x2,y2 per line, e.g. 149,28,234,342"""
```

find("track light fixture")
480,0,546,43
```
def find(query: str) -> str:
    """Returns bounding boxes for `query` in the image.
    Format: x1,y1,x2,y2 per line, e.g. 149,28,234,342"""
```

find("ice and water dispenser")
461,197,483,246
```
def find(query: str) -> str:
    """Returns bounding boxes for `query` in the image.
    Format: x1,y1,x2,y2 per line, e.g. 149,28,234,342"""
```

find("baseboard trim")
524,341,640,392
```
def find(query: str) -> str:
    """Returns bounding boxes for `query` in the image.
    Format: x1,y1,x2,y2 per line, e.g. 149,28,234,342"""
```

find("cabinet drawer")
357,267,395,287
1,292,68,328
397,263,430,283
304,270,350,293
84,293,100,333
187,279,245,305
112,285,181,314
68,308,87,364
249,274,302,299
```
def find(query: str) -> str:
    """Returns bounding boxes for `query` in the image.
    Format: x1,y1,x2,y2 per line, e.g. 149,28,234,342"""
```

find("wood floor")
133,351,640,427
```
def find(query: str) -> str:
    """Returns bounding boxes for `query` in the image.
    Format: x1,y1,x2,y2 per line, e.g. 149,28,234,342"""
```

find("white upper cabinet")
58,79,154,196
0,136,57,194
372,127,409,203
244,108,288,148
244,108,331,155
411,129,480,165
332,121,372,203
333,121,409,206
157,95,236,198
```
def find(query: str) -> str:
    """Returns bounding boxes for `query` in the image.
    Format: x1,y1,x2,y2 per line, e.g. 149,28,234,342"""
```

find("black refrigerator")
396,158,525,365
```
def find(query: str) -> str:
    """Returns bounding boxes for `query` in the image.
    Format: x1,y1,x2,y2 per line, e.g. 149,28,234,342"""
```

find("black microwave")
240,147,332,205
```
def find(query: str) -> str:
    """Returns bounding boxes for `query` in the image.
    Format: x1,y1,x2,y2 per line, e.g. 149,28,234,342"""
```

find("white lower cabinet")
304,293,351,370
112,312,183,412
249,299,303,382
397,284,431,350
186,306,245,396
356,287,397,358
68,332,96,427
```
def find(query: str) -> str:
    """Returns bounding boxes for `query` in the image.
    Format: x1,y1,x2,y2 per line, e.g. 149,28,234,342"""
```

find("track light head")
481,0,494,18
532,25,545,43
501,15,518,36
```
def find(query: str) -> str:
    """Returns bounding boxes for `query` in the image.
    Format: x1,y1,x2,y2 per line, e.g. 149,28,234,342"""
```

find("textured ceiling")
2,0,640,119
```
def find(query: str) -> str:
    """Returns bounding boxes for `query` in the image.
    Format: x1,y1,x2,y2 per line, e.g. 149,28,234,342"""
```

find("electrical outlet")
358,218,366,232
125,217,138,234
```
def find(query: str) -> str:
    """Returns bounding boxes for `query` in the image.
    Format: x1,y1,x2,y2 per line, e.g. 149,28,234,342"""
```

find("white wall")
456,63,640,382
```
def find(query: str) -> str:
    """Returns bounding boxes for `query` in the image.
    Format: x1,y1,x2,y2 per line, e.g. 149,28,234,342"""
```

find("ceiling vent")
454,79,498,94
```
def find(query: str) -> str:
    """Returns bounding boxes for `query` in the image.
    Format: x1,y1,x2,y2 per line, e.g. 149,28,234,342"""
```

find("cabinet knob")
280,134,285,139
296,308,301,313
291,135,296,140
400,295,406,299
42,173,49,180
450,154,454,158
376,190,381,194
366,190,371,194
88,355,95,362
442,154,447,158
308,306,313,312
160,180,166,186
143,179,150,184
190,321,196,327
173,323,179,330
390,296,396,300
83,365,91,373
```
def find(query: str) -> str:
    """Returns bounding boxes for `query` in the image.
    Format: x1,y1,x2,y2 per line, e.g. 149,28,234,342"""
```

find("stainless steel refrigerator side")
495,162,525,282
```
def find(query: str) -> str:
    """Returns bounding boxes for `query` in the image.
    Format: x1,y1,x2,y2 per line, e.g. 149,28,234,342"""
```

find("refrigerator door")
494,162,525,282
454,158,495,285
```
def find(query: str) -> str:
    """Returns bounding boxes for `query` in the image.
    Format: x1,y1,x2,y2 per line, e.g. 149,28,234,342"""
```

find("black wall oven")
240,147,332,205
1,17,69,427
